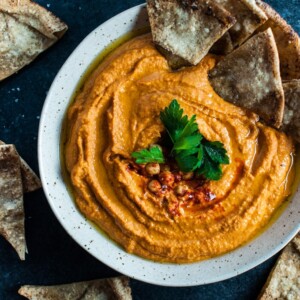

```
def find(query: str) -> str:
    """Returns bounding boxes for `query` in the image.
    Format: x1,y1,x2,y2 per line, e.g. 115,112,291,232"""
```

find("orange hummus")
64,34,295,263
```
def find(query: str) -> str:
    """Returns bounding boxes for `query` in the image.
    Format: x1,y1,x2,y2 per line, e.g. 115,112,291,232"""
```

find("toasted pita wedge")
18,276,132,300
0,144,25,260
214,0,267,48
259,233,300,299
147,0,236,66
281,80,300,143
0,0,67,81
256,0,300,80
0,140,41,192
209,28,284,128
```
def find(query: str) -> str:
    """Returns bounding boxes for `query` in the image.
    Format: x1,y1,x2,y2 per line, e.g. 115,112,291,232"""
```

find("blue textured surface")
0,1,299,299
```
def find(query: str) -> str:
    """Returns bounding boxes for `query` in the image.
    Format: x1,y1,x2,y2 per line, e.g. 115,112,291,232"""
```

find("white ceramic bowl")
38,4,300,286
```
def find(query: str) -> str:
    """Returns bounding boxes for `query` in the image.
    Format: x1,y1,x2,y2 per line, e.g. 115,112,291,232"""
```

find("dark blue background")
0,1,299,299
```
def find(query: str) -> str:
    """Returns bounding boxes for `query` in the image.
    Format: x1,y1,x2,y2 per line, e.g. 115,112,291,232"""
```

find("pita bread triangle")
147,0,236,66
209,28,284,128
258,233,300,299
256,0,300,80
0,140,41,193
0,144,26,260
18,277,132,300
281,80,300,143
0,0,67,81
214,0,267,48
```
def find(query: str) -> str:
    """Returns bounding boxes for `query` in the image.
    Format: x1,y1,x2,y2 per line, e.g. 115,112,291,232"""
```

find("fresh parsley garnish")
132,146,165,164
197,141,225,180
160,100,199,142
131,99,229,180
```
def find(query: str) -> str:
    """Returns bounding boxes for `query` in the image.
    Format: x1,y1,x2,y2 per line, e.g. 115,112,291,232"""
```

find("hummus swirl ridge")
65,34,295,263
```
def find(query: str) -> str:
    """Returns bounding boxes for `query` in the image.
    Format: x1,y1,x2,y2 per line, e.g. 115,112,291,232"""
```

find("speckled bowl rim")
38,3,300,287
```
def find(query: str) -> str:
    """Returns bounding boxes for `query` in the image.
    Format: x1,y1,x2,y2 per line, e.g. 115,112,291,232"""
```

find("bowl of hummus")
38,3,300,286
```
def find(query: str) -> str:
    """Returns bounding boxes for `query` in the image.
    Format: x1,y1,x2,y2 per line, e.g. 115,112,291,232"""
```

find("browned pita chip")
281,80,300,143
147,0,236,66
209,28,284,128
0,144,25,260
0,140,41,193
214,0,267,48
18,276,132,300
256,0,300,80
0,0,67,81
259,233,300,299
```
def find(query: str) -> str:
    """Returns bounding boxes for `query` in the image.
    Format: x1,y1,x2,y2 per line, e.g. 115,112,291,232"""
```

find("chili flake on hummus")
64,34,295,263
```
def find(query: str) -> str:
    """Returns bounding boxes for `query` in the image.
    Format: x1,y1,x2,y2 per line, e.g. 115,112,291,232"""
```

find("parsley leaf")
132,146,165,164
197,143,204,163
175,151,199,172
160,99,188,142
197,150,223,181
180,115,200,138
160,100,201,144
173,135,202,152
175,144,204,172
203,140,230,164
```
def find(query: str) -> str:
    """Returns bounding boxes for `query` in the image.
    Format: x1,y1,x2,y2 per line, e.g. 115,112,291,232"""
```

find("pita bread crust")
256,0,300,80
281,80,300,143
18,276,132,300
19,156,42,193
0,140,41,192
209,28,284,128
107,277,132,300
259,233,300,300
214,0,267,48
0,144,25,260
147,0,236,65
0,0,67,39
0,0,67,81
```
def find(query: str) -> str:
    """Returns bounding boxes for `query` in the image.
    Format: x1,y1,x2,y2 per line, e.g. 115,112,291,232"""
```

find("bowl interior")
38,3,300,286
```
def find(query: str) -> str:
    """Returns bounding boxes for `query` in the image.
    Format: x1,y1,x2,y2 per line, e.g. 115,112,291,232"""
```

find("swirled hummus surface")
64,34,295,263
